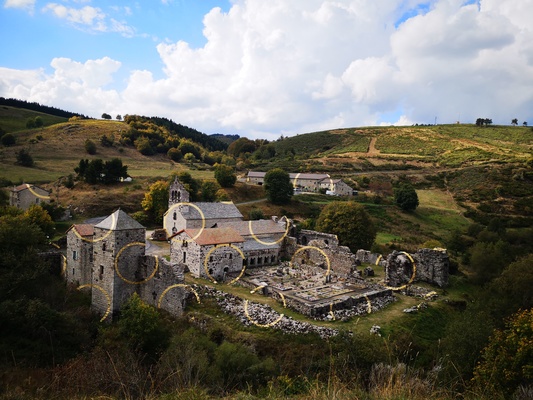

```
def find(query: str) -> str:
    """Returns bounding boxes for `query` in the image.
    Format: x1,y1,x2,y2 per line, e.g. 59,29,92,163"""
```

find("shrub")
15,149,34,167
1,133,15,146
84,139,97,155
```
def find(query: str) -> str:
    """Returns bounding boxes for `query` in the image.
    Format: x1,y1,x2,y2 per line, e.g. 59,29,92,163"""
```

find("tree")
135,137,154,155
141,180,170,222
24,205,55,237
15,149,34,167
167,147,182,162
119,293,170,356
200,181,220,202
473,309,533,396
512,118,518,126
264,168,293,205
394,183,419,211
84,139,97,155
102,158,128,184
523,121,528,127
116,114,122,121
315,201,376,251
100,134,114,147
1,133,15,146
214,164,237,188
101,113,112,120
34,116,43,128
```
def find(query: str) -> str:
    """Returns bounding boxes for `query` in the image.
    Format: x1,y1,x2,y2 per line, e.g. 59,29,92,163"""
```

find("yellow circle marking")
292,172,301,189
72,212,116,243
248,217,290,246
158,284,201,308
244,285,287,328
375,255,382,265
77,284,111,322
61,253,67,275
383,251,417,291
165,202,206,240
114,242,158,285
203,244,246,285
25,184,51,200
364,295,372,314
329,303,336,321
291,245,331,277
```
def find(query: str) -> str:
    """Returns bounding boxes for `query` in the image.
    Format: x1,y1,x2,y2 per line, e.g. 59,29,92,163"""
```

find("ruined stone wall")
411,248,449,287
298,230,339,247
137,256,187,317
384,249,449,288
355,250,383,266
305,240,358,276
201,243,245,281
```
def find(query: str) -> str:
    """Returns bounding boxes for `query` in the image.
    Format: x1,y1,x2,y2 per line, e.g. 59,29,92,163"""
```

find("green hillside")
0,105,68,132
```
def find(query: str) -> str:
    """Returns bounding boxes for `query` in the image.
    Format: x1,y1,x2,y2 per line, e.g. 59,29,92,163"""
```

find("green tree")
394,183,419,211
468,240,509,284
15,149,34,167
167,147,183,162
24,205,55,237
34,116,43,128
473,309,533,396
84,139,97,155
249,209,265,220
174,172,200,201
141,180,170,223
102,158,128,184
101,113,112,120
118,293,170,356
315,201,376,251
264,168,293,205
214,164,237,188
200,180,220,202
135,137,154,155
1,133,15,146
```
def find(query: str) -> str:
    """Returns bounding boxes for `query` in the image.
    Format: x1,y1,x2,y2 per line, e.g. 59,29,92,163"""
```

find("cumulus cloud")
4,0,34,11
0,57,122,117
2,0,533,138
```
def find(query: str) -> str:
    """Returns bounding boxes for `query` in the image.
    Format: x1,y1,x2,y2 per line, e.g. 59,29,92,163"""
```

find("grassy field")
0,105,67,132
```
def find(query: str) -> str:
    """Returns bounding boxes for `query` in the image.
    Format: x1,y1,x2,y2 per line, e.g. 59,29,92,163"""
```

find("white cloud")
2,0,533,137
0,57,122,117
42,2,135,36
4,0,34,11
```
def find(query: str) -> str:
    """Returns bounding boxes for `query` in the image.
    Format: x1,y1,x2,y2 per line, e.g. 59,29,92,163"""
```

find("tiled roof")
184,227,244,246
289,173,330,181
218,219,287,237
181,202,243,220
247,171,330,181
70,224,94,237
243,239,280,251
94,209,145,231
12,183,50,193
247,171,266,178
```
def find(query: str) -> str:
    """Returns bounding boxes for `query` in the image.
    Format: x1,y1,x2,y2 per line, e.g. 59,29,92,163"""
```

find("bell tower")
169,177,190,208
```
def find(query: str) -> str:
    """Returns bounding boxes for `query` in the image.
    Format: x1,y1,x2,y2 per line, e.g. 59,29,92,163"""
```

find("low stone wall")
385,249,449,288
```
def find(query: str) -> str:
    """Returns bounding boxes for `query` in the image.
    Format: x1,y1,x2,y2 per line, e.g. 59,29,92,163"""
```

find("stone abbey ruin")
65,177,449,327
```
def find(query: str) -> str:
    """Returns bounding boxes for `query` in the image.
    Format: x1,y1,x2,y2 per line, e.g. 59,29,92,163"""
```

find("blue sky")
1,0,532,139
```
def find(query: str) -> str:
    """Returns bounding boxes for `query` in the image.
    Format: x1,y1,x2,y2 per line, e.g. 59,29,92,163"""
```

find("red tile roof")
69,224,94,237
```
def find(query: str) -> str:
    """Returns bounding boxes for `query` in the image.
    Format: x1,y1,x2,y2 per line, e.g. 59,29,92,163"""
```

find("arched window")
173,212,177,220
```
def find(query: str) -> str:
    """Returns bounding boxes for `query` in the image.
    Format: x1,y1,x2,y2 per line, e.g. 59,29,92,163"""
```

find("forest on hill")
0,100,532,399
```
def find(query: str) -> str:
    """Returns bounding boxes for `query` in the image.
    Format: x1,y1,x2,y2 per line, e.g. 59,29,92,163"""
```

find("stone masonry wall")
385,249,449,288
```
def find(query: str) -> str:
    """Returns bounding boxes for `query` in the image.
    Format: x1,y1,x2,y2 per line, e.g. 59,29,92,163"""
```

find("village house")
9,183,50,209
246,171,354,196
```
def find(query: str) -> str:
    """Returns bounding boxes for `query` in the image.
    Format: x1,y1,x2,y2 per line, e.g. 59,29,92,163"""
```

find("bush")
15,149,34,167
84,139,97,155
1,133,15,146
